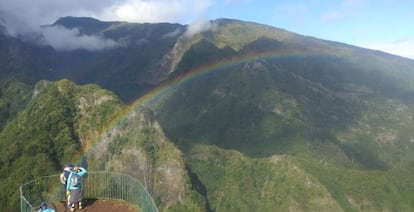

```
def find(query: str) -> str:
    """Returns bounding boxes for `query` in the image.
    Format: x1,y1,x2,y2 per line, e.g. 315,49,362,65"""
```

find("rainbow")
81,49,319,161
128,49,317,109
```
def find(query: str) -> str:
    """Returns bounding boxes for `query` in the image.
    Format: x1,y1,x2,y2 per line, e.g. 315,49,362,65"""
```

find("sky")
0,0,413,58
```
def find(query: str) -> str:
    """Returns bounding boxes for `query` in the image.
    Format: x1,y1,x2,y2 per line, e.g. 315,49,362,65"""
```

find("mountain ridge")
1,16,414,211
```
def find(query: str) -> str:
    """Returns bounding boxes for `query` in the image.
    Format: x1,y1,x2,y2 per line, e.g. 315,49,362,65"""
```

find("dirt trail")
49,199,139,212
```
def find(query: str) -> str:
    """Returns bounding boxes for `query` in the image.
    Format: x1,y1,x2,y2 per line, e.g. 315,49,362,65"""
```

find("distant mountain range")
1,16,414,211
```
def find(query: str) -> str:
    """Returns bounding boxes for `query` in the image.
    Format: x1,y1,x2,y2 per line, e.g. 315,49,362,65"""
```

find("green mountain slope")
157,19,414,162
44,17,186,102
87,107,205,211
1,17,414,211
0,30,53,83
0,79,204,211
152,19,414,211
188,144,414,211
0,77,32,130
189,145,343,211
0,80,123,211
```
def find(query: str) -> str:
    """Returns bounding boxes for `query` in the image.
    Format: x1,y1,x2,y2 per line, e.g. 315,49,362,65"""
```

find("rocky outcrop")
87,107,205,211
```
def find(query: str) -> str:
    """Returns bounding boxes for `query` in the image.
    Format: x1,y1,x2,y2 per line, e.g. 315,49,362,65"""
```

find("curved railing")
20,171,158,212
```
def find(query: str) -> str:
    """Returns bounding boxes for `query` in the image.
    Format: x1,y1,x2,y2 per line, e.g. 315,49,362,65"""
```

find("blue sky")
1,0,413,58
208,0,414,58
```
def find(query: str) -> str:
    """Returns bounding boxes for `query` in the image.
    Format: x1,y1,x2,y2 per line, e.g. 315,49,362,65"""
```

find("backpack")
63,170,71,182
70,171,81,187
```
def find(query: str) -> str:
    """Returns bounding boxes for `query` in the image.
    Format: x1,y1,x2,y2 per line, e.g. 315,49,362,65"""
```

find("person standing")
60,163,74,201
66,166,87,211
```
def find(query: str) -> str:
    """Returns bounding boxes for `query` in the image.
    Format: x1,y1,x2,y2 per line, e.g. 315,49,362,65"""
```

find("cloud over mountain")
184,17,216,38
39,26,124,51
0,0,213,51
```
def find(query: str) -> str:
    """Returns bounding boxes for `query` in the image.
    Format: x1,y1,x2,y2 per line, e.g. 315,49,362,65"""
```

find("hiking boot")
68,203,75,211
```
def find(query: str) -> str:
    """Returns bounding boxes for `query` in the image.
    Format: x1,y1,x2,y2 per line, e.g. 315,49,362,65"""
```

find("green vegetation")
0,77,32,130
0,80,123,211
87,107,206,211
2,17,414,212
204,19,301,51
189,145,342,211
299,156,414,211
186,144,414,211
153,20,414,211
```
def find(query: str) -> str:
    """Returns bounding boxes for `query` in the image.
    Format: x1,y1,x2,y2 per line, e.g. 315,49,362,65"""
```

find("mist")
0,10,123,51
40,26,124,51
184,18,216,38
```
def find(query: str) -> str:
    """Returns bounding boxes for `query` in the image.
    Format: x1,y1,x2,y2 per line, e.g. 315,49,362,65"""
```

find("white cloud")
0,0,117,29
0,10,40,37
110,1,185,23
184,17,216,38
162,28,182,39
99,0,213,23
0,0,213,50
362,38,414,59
40,26,124,51
0,0,214,27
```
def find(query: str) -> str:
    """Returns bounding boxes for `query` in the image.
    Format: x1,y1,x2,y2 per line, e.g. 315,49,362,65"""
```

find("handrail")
20,171,158,212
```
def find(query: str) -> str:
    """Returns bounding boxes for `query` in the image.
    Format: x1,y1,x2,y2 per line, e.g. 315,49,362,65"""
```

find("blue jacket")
66,167,87,190
37,208,55,212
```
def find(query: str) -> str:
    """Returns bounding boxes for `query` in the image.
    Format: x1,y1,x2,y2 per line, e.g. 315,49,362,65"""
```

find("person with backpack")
60,163,74,196
37,201,56,212
66,166,87,211
60,163,74,184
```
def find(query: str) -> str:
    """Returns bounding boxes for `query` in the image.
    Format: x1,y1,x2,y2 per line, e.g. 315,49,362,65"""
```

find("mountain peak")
51,16,122,34
53,16,102,26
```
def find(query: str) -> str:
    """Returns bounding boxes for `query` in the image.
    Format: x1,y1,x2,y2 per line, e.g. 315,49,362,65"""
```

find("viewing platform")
20,171,158,212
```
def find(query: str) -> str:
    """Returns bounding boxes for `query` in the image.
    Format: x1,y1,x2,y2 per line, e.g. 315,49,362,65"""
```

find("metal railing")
20,171,158,212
